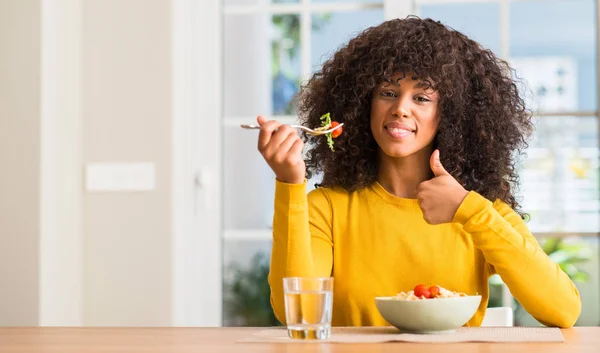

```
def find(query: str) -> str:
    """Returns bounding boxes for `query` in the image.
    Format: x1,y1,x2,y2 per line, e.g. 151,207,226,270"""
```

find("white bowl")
375,295,482,333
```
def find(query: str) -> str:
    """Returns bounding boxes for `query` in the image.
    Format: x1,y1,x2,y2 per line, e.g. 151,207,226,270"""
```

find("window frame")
178,0,600,326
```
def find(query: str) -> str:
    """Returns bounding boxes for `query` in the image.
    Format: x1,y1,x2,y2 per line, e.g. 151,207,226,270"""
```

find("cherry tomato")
429,285,440,298
331,121,343,138
413,284,431,299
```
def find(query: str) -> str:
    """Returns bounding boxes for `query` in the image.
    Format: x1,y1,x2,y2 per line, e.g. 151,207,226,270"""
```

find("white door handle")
194,167,214,213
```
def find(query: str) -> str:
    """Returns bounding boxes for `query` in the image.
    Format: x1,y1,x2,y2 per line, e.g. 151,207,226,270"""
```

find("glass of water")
283,277,333,340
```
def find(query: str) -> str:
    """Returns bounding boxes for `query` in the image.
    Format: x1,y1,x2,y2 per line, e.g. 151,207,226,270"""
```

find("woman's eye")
415,96,431,102
380,91,397,98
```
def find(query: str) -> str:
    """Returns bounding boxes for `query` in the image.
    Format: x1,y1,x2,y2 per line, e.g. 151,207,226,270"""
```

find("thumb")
257,115,268,125
430,149,450,177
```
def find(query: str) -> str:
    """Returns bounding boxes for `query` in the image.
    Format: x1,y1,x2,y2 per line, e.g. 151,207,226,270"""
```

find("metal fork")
240,123,343,136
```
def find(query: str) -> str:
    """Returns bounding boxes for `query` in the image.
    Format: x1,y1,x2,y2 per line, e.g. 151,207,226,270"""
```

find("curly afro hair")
297,16,533,211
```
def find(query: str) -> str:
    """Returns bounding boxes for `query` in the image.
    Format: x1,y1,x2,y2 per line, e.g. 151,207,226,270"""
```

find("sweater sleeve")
453,191,582,328
268,180,334,324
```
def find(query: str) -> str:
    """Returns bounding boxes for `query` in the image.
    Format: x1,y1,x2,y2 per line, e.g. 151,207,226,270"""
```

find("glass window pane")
519,116,599,233
513,236,599,326
224,14,301,116
222,240,275,326
225,0,299,5
223,126,322,230
272,14,302,114
223,126,276,230
311,10,385,71
509,0,597,112
418,3,501,56
312,0,382,3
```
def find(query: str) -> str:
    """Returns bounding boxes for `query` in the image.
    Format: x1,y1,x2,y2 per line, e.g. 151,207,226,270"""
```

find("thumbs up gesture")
417,149,469,224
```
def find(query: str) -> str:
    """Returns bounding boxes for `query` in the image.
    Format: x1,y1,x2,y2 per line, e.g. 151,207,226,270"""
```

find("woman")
256,17,581,328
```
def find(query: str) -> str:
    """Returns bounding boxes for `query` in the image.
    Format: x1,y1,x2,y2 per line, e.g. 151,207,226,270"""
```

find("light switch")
85,163,156,192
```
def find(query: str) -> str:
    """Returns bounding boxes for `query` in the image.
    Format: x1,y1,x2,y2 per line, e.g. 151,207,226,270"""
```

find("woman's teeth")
386,127,414,138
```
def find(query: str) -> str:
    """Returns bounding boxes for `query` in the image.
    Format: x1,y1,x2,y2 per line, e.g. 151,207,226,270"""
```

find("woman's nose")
392,96,411,118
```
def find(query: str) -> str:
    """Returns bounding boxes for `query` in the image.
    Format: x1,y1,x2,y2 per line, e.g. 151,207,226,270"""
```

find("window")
221,0,389,326
219,0,600,326
415,0,599,326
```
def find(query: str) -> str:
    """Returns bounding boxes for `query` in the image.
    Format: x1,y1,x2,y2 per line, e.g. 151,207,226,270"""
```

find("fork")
240,123,343,136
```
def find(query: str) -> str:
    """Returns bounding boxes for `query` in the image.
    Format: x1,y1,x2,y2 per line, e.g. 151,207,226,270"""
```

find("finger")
257,115,268,125
275,132,301,157
267,135,298,165
430,149,450,177
257,120,282,153
265,125,296,152
287,138,305,162
416,191,425,204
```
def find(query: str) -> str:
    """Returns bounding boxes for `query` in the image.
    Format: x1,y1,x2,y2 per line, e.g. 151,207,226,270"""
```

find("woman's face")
370,72,440,159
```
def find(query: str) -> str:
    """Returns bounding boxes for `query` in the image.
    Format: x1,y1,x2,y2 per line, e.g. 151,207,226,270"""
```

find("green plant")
223,252,281,327
542,237,592,282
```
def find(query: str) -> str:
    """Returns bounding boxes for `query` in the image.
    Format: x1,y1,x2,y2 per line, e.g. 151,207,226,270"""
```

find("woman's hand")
417,149,469,224
256,116,306,184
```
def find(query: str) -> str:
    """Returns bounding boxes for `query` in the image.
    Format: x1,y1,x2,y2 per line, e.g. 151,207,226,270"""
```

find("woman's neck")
376,147,434,199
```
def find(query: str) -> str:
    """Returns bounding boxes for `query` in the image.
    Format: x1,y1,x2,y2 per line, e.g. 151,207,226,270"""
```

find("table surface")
0,326,598,352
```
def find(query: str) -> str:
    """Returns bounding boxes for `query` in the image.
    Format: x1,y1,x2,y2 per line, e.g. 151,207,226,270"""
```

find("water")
284,290,333,340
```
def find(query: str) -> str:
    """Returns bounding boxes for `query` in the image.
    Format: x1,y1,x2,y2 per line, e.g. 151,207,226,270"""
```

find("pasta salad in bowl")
375,284,482,333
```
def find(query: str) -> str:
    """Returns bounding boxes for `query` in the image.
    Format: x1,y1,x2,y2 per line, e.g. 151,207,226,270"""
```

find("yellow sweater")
268,180,581,328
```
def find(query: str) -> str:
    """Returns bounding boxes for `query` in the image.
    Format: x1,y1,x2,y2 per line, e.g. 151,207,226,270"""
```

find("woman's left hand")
417,149,469,224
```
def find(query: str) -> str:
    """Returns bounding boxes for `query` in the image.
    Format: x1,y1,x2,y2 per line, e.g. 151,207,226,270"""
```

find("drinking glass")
283,277,334,340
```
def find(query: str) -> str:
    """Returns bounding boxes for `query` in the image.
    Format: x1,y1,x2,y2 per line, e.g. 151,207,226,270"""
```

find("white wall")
39,0,83,326
171,0,223,326
0,0,189,326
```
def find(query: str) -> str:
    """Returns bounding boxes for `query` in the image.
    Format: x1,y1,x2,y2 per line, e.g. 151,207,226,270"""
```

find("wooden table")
0,327,598,352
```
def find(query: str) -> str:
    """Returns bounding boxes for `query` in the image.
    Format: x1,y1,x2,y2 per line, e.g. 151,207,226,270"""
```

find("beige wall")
81,0,172,326
0,0,42,326
0,0,174,326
